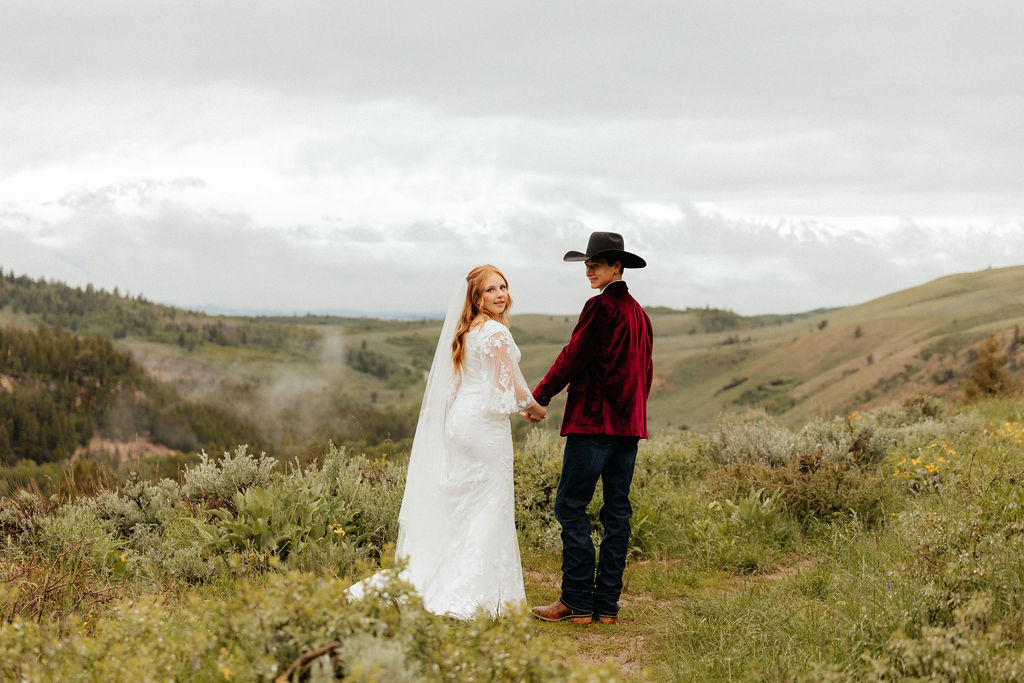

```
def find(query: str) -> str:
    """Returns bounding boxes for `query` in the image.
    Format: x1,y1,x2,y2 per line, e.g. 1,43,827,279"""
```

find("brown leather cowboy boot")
530,599,593,624
594,614,617,624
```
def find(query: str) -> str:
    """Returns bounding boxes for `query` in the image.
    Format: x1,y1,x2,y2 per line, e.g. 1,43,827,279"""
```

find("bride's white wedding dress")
347,316,536,620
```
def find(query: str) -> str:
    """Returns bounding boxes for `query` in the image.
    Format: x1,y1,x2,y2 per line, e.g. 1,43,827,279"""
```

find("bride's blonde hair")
451,265,512,373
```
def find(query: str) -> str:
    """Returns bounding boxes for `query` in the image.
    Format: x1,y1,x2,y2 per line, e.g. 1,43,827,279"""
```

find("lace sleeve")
482,322,537,415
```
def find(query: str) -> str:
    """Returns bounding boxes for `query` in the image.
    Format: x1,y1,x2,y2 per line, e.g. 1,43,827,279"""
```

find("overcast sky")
1,1,1022,317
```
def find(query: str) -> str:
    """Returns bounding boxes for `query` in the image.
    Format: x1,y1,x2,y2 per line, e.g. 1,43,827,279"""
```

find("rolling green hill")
0,322,266,465
640,265,1024,430
2,264,1022,462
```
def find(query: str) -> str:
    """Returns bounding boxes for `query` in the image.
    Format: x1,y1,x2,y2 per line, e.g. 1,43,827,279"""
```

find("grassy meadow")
4,264,1024,679
4,395,1024,680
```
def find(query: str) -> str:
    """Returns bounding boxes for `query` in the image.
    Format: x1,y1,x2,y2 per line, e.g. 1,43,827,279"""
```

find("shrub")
190,479,354,561
1,444,408,602
702,400,977,530
160,444,403,581
0,489,49,538
313,444,404,555
711,455,896,530
705,408,805,467
800,413,903,466
708,396,956,472
181,444,277,507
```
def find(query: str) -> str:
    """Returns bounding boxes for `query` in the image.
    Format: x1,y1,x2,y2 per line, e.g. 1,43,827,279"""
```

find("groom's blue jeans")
555,433,639,617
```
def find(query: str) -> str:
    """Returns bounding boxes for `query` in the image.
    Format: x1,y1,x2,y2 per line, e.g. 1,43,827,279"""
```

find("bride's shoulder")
470,318,504,333
481,319,513,341
483,318,511,332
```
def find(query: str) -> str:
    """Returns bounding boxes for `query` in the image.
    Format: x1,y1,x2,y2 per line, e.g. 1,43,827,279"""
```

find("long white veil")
394,280,465,572
346,280,467,604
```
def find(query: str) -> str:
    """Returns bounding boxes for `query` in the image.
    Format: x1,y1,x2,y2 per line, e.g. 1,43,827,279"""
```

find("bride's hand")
520,403,546,423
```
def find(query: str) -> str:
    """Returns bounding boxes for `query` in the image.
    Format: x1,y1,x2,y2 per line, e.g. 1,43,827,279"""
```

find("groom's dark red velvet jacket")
532,281,653,438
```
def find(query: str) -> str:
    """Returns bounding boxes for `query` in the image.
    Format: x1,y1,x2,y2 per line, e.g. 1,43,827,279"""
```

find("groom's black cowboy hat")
563,231,646,269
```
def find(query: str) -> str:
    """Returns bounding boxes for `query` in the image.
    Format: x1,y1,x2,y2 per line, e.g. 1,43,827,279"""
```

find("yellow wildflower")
220,666,231,679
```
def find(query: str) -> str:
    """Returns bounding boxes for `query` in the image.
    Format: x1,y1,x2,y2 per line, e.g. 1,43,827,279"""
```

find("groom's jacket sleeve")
532,282,653,438
531,298,605,405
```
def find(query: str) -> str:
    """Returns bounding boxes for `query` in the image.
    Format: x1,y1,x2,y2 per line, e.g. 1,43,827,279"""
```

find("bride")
347,265,546,619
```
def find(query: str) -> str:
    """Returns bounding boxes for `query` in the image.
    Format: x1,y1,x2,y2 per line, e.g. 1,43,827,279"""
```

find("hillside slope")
639,265,1024,430
0,323,264,464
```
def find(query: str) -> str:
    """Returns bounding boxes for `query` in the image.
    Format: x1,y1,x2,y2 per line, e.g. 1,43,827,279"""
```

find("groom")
527,231,653,625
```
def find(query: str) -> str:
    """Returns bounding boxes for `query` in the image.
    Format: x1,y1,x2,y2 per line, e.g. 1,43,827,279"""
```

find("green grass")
6,396,1024,679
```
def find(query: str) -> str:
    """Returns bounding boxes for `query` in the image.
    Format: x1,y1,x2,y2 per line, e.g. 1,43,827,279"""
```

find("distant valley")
2,264,1022,474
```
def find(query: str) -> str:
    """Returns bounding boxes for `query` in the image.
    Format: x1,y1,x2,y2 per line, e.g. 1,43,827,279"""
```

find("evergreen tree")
0,423,12,465
963,333,1015,401
17,412,45,462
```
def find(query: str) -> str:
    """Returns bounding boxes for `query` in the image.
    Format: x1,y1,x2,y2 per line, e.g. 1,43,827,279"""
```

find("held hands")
520,403,547,423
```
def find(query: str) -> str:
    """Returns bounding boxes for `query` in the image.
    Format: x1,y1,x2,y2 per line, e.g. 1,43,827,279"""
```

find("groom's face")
585,258,620,291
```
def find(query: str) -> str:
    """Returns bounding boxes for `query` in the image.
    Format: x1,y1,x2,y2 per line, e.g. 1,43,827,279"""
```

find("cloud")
3,187,1021,318
56,178,206,211
4,2,1020,121
0,1,1021,318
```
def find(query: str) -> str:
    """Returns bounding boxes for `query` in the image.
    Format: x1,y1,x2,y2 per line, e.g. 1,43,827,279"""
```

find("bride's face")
478,273,508,317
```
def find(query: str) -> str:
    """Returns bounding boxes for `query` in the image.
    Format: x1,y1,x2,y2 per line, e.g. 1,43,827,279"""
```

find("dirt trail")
524,557,814,680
